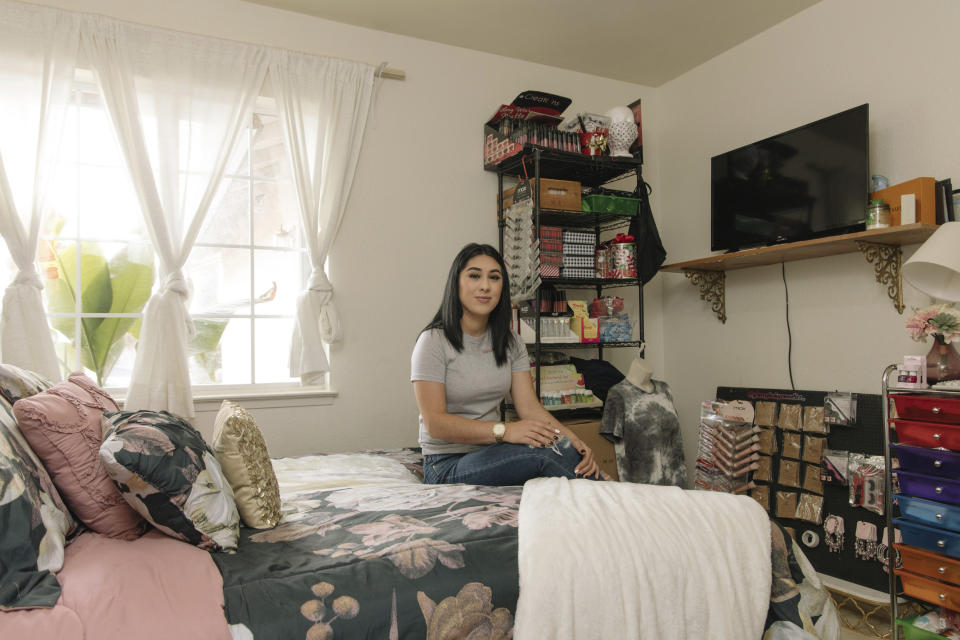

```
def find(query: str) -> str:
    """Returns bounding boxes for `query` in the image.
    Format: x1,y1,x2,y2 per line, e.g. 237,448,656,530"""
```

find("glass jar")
866,201,891,230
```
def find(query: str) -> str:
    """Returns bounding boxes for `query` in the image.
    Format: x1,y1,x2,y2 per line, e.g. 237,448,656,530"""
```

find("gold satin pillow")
212,400,281,529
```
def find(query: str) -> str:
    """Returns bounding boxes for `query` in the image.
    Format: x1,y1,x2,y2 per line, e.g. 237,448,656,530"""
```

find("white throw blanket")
515,477,772,640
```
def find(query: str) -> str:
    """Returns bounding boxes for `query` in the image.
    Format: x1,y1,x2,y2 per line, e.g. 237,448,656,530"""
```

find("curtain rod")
377,67,405,81
17,1,407,82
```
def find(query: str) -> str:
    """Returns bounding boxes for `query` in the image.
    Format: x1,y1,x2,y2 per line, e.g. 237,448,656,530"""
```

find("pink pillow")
13,372,147,540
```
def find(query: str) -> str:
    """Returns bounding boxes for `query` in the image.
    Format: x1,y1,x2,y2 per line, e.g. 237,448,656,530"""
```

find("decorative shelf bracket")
684,269,726,323
857,241,904,314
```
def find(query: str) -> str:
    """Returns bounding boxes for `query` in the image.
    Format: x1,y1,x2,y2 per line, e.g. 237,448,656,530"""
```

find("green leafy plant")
40,233,155,386
40,220,279,386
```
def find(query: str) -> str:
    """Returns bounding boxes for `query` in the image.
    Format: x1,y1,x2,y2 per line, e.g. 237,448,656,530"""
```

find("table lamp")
902,221,960,384
903,222,960,301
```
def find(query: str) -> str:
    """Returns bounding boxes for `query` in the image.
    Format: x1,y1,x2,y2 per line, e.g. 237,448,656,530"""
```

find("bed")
0,366,838,640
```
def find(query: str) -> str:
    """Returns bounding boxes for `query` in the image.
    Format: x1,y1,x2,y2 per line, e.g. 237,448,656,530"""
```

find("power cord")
782,262,795,390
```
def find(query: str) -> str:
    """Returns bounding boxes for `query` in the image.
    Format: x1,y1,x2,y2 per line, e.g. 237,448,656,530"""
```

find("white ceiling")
243,0,821,86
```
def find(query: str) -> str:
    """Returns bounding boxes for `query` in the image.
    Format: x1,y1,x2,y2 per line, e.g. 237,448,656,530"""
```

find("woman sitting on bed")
411,242,601,485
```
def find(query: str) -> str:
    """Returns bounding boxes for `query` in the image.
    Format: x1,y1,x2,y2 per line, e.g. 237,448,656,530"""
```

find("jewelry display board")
716,386,887,592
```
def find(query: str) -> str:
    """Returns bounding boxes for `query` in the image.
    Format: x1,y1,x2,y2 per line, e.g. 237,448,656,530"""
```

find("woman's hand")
505,419,562,448
557,426,601,479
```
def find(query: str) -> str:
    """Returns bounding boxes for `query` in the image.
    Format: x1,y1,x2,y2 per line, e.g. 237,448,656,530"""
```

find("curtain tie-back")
306,269,333,293
158,270,191,299
13,265,43,290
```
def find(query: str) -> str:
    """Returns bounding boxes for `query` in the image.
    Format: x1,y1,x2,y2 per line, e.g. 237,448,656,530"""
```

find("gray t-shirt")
411,327,529,454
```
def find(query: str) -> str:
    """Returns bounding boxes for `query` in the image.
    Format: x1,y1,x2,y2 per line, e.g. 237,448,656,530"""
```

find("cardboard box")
561,417,619,481
502,178,582,212
870,177,936,226
570,316,599,343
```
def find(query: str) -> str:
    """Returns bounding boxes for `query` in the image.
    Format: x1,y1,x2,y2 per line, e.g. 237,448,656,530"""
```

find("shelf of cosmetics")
512,297,633,344
537,227,638,280
529,363,604,411
484,111,641,169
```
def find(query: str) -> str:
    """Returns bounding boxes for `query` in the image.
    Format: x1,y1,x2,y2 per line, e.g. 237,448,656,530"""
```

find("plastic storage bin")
897,567,960,609
893,443,960,477
896,471,960,506
896,519,960,559
898,543,960,586
598,314,632,343
581,192,638,215
894,419,960,451
896,614,950,640
893,395,960,424
896,494,960,532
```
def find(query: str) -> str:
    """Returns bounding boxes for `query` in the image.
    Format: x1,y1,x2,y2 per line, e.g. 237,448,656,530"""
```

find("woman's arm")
414,380,559,447
510,370,601,478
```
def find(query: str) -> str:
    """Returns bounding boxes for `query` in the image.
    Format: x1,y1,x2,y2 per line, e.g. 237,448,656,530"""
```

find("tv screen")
711,104,869,252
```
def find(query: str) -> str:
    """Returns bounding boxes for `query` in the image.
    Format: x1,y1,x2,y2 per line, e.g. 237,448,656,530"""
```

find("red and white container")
610,242,637,279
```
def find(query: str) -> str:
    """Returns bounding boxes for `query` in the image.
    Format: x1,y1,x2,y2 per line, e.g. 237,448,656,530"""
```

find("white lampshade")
903,221,960,301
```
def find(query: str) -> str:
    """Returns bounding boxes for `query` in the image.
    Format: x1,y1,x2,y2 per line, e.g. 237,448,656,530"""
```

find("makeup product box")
502,178,582,212
570,316,599,342
483,91,572,169
559,417,619,481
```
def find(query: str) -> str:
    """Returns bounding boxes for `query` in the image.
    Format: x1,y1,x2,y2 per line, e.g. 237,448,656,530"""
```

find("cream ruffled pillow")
212,400,281,529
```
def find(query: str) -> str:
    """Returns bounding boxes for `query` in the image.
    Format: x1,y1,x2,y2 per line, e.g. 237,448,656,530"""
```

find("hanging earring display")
855,521,878,560
877,529,903,573
824,514,845,553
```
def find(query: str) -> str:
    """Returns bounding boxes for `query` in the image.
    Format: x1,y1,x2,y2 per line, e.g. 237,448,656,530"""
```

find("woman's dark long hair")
423,243,515,366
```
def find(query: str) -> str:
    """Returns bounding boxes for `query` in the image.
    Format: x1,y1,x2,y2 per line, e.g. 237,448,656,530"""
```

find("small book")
935,178,954,224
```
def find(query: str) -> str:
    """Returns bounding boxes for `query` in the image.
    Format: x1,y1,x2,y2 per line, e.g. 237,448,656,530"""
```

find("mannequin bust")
626,354,654,393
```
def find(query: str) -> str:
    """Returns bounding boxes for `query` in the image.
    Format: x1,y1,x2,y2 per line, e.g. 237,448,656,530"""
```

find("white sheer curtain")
269,52,377,385
0,3,79,380
83,17,268,416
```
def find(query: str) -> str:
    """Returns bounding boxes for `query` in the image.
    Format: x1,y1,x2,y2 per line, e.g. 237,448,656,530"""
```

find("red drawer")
894,419,960,451
893,395,960,424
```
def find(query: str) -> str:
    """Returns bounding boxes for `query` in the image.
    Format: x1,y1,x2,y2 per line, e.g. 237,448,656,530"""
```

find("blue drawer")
896,471,960,506
896,518,960,559
896,494,960,532
893,444,960,478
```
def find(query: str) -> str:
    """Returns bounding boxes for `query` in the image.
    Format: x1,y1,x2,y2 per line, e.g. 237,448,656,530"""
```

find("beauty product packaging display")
483,91,571,169
694,400,759,494
501,198,540,302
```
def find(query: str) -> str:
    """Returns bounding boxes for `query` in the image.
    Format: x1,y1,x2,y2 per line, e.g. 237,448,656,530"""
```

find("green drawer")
898,614,950,640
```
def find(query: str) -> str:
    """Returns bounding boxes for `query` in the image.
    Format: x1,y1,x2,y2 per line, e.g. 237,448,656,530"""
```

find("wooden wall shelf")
661,224,938,273
661,224,939,322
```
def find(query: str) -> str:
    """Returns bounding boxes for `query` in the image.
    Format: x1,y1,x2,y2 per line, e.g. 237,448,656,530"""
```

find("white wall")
656,0,960,482
34,0,660,455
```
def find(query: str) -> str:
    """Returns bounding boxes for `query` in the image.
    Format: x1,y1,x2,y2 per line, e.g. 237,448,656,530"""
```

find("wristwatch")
492,422,506,444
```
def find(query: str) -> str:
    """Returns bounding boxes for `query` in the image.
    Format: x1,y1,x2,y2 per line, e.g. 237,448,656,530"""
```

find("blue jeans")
423,436,602,485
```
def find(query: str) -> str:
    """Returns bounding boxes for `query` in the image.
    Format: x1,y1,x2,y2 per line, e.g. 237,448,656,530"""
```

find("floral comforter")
212,450,836,640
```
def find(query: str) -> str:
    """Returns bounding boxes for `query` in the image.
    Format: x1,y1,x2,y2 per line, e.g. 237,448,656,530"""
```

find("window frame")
33,76,326,394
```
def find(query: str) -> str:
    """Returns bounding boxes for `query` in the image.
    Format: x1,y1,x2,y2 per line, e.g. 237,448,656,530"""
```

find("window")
187,112,306,386
35,83,306,389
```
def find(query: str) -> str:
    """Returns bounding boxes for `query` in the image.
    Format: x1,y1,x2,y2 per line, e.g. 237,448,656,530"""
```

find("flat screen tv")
711,104,869,252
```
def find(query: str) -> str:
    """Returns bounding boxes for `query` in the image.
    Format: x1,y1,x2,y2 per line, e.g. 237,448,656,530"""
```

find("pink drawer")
893,395,960,424
894,419,960,451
